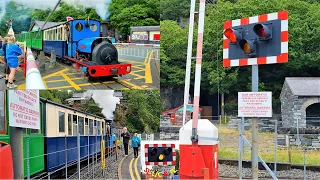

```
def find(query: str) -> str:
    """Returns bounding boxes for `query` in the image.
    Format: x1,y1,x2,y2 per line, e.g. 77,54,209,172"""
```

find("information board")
238,92,272,117
8,90,40,129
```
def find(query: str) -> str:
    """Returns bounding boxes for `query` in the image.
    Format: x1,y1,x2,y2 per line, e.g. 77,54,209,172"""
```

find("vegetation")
161,0,320,114
109,0,160,38
114,90,162,133
219,127,320,165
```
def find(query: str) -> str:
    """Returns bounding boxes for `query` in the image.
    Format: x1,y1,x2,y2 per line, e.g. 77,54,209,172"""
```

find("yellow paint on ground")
130,157,136,180
117,79,143,89
17,83,26,90
145,50,154,84
134,154,141,180
45,77,83,83
60,72,81,90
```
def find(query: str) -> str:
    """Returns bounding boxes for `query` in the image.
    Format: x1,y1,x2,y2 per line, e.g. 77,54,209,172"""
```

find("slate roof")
285,77,320,96
29,20,65,31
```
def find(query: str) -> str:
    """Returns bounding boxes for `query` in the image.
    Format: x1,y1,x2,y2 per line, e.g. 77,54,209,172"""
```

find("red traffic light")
151,148,157,156
224,28,241,43
164,147,172,155
239,39,256,55
253,24,272,39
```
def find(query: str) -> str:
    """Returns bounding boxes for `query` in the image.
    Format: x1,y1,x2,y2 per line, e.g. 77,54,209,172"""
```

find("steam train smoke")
8,0,112,20
84,90,120,120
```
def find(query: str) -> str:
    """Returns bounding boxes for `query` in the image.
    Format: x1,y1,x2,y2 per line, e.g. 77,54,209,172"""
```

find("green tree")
160,0,190,21
39,90,73,104
114,90,161,133
109,0,160,38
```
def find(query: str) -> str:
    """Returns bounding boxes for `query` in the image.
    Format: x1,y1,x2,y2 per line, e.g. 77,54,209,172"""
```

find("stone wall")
227,115,281,132
280,81,320,128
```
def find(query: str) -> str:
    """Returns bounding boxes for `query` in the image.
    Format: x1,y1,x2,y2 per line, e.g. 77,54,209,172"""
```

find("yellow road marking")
116,79,143,89
60,71,81,90
145,50,154,84
41,68,68,79
17,83,26,90
144,50,153,64
132,69,145,73
45,77,83,83
130,157,136,180
134,154,141,180
119,59,145,65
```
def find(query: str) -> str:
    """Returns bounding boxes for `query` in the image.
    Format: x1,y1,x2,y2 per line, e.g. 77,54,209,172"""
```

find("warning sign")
8,90,40,129
238,92,272,117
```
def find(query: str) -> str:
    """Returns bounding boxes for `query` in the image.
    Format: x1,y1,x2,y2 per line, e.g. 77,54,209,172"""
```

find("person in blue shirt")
131,133,141,158
2,36,12,84
6,36,22,88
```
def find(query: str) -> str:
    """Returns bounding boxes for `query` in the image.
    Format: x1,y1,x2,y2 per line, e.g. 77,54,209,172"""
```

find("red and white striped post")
26,48,45,89
191,0,206,144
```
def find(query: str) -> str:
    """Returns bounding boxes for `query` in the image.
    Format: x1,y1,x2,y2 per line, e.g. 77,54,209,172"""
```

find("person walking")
2,36,12,84
121,127,130,156
131,133,141,158
6,36,21,88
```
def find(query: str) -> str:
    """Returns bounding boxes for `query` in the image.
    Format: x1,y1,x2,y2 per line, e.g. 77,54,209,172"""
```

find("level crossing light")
253,23,272,40
223,28,242,43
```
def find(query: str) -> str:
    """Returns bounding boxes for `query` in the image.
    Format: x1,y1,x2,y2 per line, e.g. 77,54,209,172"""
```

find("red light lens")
224,29,237,43
80,45,86,49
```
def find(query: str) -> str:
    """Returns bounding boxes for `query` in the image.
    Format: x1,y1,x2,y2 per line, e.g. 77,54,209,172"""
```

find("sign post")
224,11,288,179
8,90,40,179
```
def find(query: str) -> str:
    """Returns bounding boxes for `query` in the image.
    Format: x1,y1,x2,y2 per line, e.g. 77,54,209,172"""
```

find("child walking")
6,36,21,88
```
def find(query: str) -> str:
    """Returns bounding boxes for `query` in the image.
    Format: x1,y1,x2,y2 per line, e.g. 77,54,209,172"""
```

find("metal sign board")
8,90,40,129
223,11,288,67
238,92,272,117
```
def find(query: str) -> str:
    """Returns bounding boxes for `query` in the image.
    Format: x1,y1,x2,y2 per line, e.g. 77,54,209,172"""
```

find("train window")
68,114,72,136
75,23,83,32
0,91,5,134
93,120,97,135
97,121,100,135
90,24,98,32
102,122,104,135
30,129,40,134
73,115,77,136
89,119,93,135
78,117,84,135
59,111,65,133
84,118,88,135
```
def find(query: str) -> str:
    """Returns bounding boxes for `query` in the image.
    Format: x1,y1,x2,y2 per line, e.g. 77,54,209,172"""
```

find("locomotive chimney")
101,21,108,37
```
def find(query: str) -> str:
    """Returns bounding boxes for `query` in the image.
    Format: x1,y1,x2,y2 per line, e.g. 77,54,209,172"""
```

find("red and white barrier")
26,48,45,89
113,43,160,47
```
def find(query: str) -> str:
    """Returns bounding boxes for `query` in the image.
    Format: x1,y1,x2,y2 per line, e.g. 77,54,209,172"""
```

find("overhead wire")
33,0,63,42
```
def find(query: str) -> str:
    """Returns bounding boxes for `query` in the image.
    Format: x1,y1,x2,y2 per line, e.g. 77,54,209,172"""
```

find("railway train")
0,90,122,178
15,19,132,78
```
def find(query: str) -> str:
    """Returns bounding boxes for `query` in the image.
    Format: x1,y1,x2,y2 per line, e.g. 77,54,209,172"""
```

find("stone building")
280,77,320,128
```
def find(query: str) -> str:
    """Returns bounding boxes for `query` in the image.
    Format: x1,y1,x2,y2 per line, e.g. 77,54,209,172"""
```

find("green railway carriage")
0,91,45,178
16,31,43,50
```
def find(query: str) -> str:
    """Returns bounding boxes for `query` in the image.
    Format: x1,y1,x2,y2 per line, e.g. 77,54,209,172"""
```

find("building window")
78,116,84,135
68,114,72,135
0,91,5,134
102,122,104,135
89,119,93,135
59,111,65,133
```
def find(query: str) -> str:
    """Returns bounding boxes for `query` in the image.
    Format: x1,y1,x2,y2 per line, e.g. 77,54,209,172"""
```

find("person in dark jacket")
121,127,130,156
